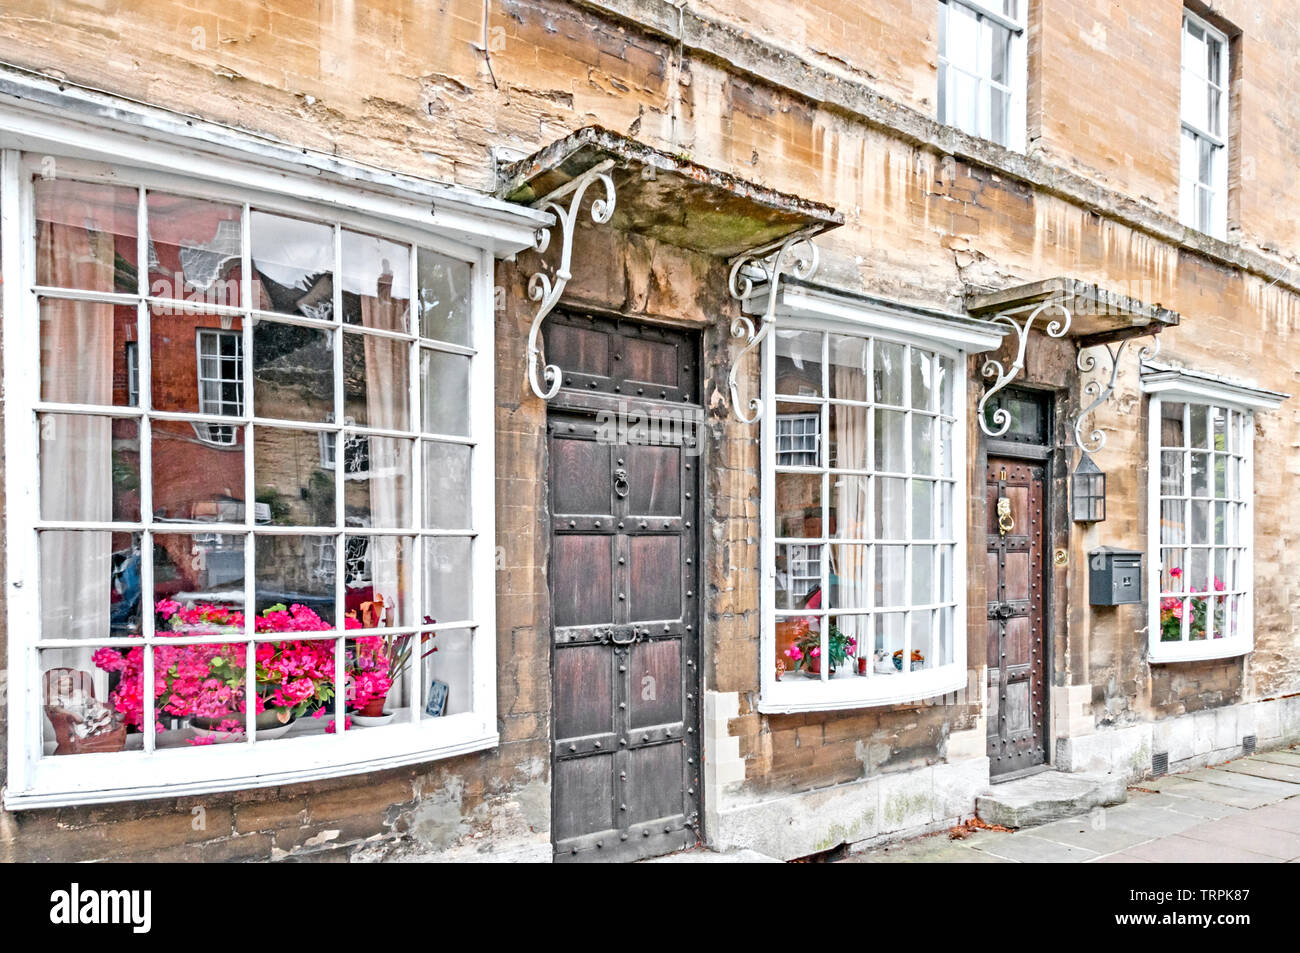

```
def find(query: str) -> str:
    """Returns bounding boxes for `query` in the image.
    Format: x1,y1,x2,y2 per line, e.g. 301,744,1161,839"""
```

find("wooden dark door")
546,313,701,863
986,458,1047,777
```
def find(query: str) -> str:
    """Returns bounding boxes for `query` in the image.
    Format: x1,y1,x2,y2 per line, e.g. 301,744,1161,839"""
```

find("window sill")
4,714,497,810
758,665,968,714
1147,638,1252,665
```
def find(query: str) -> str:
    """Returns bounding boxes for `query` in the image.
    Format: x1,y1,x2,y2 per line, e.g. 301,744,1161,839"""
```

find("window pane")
42,649,141,755
777,543,822,609
342,230,410,331
35,179,138,294
423,441,472,530
875,477,908,540
875,613,906,671
146,192,243,307
345,436,412,529
153,533,246,615
1160,499,1186,545
255,535,336,624
938,356,955,416
874,342,905,405
40,297,137,406
1161,401,1186,446
344,535,412,626
830,474,868,539
912,414,935,474
776,329,824,397
417,248,472,346
253,426,332,527
876,545,907,608
253,321,335,423
829,404,868,470
911,610,934,670
776,472,823,538
39,414,141,523
250,211,334,318
875,409,906,472
420,349,471,436
342,332,411,430
40,530,143,640
944,3,980,72
912,545,935,603
424,537,473,622
829,545,870,610
422,627,473,716
913,480,935,539
910,348,934,410
1190,452,1210,497
153,418,245,522
1160,547,1185,593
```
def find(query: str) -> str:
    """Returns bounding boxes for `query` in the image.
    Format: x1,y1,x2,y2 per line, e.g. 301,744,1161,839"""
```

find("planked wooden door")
985,458,1047,777
546,312,701,863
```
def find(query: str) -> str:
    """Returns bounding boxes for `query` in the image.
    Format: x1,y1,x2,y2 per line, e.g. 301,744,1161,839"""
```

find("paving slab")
1095,802,1208,838
642,847,782,863
969,832,1100,863
1252,750,1300,767
1182,767,1299,797
1176,817,1300,860
1143,778,1281,809
1242,802,1300,830
1022,817,1155,855
1088,853,1150,863
1119,834,1283,864
1219,758,1300,784
1134,792,1245,819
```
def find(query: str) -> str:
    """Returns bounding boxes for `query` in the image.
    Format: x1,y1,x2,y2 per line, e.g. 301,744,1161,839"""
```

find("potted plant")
783,622,857,678
348,615,441,726
93,600,348,744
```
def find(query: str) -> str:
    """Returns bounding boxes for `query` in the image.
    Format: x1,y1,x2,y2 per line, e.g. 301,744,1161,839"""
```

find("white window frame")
194,328,244,446
937,0,1028,151
1141,364,1286,664
757,283,1005,712
775,412,820,466
0,83,545,808
1179,9,1230,238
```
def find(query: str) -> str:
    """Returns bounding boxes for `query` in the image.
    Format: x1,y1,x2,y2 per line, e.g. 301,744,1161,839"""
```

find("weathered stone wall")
0,0,1298,859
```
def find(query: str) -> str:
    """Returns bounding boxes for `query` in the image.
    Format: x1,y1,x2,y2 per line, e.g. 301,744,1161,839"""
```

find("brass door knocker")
996,496,1014,536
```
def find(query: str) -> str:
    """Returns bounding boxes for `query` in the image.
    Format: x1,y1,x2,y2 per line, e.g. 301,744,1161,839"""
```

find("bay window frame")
1141,364,1286,664
0,89,544,807
757,283,1005,713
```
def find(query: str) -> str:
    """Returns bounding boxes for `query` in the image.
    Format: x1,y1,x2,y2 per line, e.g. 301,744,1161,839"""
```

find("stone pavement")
842,747,1300,863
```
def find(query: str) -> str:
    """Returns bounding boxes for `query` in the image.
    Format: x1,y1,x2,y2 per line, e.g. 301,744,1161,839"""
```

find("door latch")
613,468,629,499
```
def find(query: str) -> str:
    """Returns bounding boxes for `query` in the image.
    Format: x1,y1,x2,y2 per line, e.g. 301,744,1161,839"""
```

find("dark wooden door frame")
544,310,704,863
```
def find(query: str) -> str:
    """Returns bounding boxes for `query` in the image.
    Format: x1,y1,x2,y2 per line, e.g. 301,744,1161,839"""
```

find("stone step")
976,771,1128,829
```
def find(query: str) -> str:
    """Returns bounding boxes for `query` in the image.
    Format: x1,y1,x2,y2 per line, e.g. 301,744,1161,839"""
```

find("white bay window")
1142,364,1286,664
760,284,1003,711
2,89,545,807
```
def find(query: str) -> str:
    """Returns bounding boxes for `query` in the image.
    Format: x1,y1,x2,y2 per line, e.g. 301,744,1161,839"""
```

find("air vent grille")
1152,752,1169,776
1242,734,1257,755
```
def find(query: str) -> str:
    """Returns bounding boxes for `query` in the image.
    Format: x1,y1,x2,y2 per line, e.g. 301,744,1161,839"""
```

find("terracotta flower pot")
360,695,388,718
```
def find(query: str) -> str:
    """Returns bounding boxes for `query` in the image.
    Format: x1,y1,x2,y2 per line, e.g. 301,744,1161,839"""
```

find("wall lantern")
1072,453,1106,523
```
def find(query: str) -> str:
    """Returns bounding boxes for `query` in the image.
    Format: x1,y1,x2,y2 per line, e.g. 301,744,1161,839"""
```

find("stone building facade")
1,0,1298,862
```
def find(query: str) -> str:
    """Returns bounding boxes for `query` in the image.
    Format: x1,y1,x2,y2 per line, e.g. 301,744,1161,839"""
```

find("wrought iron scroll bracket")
1072,334,1160,452
525,159,617,400
726,233,820,424
977,299,1073,438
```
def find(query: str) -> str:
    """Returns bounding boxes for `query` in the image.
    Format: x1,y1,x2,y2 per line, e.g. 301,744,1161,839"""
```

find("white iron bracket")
726,232,820,424
524,159,617,400
1073,333,1160,452
977,299,1073,437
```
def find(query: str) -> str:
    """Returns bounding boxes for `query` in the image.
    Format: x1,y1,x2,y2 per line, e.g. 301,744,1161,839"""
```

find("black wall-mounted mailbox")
1089,547,1143,605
